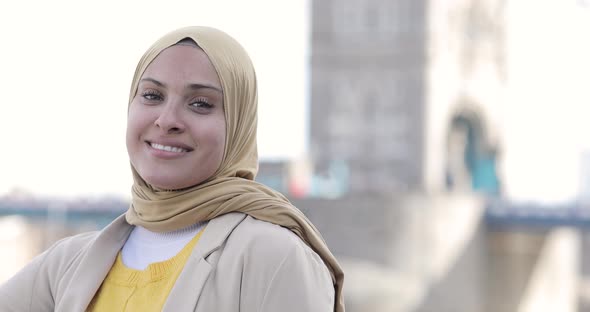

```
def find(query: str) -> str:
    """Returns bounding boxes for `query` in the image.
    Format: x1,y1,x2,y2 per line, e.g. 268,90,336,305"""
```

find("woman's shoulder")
225,214,328,271
50,231,100,256
47,214,130,262
231,215,307,251
0,230,101,311
35,230,100,272
213,214,335,310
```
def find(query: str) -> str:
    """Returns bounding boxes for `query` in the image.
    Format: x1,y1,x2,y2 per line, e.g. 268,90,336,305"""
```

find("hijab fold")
124,26,344,312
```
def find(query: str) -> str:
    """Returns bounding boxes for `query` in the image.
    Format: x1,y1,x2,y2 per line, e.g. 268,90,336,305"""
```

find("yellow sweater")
87,230,204,311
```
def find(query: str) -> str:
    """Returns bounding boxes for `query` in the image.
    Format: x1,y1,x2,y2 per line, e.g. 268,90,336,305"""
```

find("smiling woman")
127,43,226,190
0,27,344,312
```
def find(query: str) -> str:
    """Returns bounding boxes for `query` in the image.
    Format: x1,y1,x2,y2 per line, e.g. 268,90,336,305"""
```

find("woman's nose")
154,101,185,134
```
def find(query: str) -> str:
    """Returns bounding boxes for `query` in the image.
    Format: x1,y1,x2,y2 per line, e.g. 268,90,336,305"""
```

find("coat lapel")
163,213,247,312
55,214,133,312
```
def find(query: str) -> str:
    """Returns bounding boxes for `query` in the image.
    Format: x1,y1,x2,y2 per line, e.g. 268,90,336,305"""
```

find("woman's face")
126,44,226,190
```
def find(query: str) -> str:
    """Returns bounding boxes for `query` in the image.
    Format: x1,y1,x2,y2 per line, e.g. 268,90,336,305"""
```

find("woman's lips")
145,141,193,159
149,142,189,153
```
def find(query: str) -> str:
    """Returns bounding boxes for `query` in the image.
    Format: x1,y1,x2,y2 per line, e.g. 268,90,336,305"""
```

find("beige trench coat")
0,213,335,311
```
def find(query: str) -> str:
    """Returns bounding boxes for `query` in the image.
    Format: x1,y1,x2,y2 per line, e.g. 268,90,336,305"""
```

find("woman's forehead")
141,45,222,91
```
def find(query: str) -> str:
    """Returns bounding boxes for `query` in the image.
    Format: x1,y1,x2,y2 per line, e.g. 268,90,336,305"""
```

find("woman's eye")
141,90,163,101
190,98,213,110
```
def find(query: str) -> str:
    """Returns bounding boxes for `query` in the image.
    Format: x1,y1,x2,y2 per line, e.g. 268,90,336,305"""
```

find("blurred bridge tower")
298,0,581,311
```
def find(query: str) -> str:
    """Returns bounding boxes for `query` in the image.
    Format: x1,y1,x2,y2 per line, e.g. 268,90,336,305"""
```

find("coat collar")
163,212,247,312
55,214,132,312
55,212,247,312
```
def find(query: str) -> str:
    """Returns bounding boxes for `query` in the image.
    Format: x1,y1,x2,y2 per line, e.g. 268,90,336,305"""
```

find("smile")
149,142,190,153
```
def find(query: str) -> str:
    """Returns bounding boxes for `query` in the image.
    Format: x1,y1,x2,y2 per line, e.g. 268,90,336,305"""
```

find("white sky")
0,0,309,198
503,0,590,203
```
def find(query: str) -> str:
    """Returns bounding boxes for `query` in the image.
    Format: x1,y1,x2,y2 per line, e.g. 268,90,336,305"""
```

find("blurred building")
310,0,426,194
309,0,503,197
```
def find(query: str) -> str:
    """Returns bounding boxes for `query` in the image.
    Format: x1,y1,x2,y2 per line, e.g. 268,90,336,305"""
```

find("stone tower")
309,0,428,194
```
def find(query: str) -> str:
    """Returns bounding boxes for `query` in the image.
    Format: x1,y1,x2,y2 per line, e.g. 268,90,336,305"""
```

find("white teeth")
150,143,188,153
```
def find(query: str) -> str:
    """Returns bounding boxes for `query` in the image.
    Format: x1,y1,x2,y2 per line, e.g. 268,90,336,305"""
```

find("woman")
0,26,344,312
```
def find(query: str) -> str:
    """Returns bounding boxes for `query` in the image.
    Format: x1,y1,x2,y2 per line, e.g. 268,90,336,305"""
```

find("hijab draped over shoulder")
124,26,344,312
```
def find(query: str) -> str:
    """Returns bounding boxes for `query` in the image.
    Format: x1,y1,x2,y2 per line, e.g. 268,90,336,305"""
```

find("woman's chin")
141,175,206,191
140,176,183,191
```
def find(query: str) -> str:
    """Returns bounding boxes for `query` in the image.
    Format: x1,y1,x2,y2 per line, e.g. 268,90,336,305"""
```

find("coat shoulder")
218,215,335,311
229,215,312,260
225,214,331,282
44,231,99,267
0,230,100,312
52,231,99,256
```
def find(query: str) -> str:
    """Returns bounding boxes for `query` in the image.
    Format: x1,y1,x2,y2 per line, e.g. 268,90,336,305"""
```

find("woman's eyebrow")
140,77,222,93
140,77,165,87
188,83,223,93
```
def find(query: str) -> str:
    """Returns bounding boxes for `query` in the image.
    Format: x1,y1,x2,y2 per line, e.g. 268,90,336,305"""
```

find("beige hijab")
124,26,344,311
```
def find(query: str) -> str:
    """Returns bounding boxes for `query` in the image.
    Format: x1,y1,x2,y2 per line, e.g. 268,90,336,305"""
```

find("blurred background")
1,0,590,311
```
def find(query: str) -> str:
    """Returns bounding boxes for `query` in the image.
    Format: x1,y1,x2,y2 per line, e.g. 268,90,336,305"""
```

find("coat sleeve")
258,241,335,312
0,247,56,312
